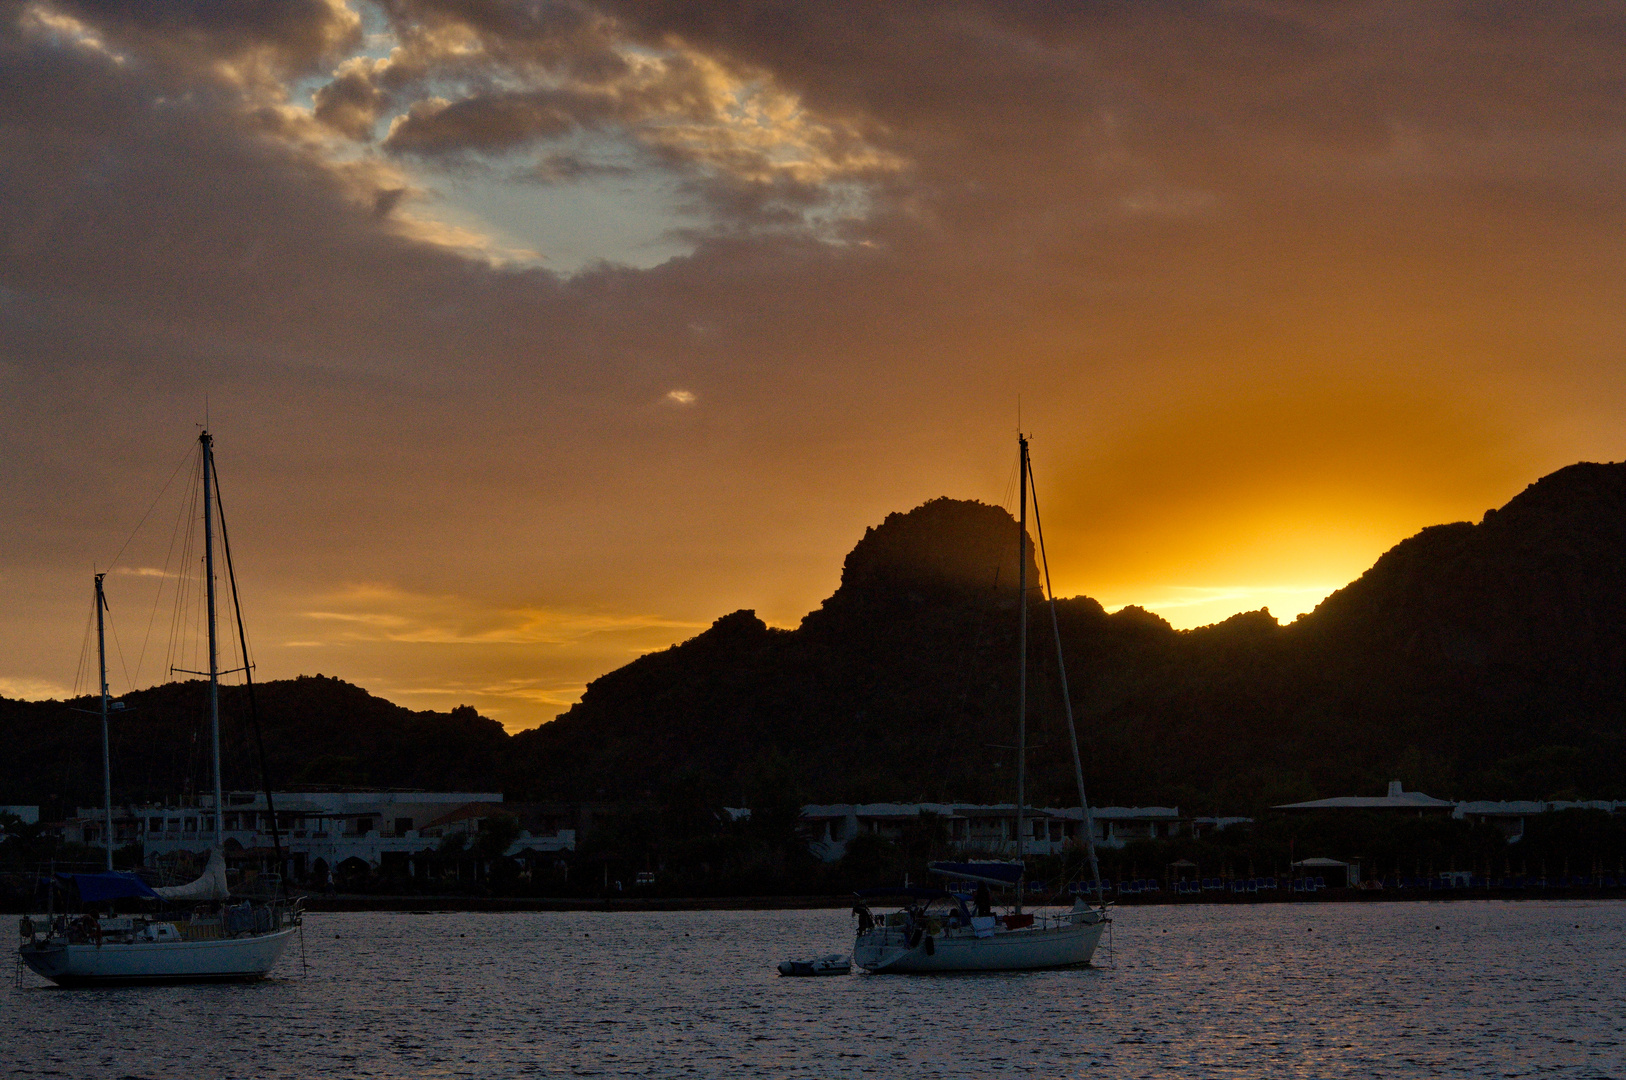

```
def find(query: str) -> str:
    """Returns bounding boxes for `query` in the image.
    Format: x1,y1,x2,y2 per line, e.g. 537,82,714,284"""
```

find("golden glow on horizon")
3,1,1624,736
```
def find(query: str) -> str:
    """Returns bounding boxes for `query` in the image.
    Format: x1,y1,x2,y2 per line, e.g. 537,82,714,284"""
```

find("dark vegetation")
0,675,508,819
5,462,1626,893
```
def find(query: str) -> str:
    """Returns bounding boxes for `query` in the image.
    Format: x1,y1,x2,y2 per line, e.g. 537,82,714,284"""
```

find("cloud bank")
3,1,1624,726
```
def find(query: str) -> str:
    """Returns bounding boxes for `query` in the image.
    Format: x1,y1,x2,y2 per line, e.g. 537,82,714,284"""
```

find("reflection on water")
6,901,1624,1077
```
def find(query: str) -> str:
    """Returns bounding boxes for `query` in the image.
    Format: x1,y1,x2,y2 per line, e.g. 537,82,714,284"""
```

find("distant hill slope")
0,675,508,815
508,463,1626,809
9,464,1626,813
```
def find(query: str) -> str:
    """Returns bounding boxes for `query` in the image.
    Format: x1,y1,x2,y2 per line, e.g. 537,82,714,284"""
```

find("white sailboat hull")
20,926,297,986
854,914,1105,973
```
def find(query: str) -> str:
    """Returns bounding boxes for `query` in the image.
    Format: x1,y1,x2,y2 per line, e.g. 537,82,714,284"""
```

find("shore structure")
801,803,1229,860
50,783,1626,879
59,791,577,884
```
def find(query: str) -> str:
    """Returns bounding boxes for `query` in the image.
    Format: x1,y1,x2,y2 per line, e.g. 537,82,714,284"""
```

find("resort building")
62,790,578,882
1274,780,1456,814
799,803,1201,863
1453,799,1626,842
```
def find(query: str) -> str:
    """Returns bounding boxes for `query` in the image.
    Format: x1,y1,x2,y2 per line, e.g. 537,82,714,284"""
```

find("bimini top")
927,861,1024,886
59,870,161,903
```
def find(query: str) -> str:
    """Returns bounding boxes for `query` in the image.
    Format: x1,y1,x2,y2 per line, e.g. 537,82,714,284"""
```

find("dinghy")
777,954,851,977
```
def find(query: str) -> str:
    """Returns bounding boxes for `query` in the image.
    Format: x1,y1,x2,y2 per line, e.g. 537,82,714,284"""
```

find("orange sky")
2,2,1623,729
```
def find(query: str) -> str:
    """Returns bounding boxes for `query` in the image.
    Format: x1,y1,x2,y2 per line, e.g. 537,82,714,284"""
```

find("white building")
800,803,1199,863
1454,799,1626,842
65,790,576,881
1275,780,1456,814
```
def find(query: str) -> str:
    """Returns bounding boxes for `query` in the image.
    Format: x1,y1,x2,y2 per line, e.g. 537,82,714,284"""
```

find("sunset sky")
2,1,1623,730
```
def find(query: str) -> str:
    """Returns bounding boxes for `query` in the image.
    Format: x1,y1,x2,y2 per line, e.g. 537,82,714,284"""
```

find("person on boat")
974,881,992,918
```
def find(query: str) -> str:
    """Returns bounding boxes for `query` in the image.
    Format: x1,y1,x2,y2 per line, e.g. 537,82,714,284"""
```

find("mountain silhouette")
7,464,1626,813
507,463,1626,808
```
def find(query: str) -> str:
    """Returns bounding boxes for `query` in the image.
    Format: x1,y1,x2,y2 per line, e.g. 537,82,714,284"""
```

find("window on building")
149,817,162,832
395,817,413,835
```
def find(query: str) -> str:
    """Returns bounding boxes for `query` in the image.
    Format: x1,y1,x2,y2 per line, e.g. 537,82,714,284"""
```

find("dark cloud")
524,152,632,183
384,91,577,154
313,58,388,139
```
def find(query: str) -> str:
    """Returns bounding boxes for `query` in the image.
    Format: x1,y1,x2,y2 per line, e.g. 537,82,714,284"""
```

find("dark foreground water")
7,901,1625,1078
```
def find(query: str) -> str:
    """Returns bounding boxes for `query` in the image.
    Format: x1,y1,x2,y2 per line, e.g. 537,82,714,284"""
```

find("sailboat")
19,431,302,986
851,435,1110,973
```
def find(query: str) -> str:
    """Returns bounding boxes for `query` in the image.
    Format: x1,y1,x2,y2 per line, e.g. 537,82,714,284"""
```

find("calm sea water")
7,901,1625,1078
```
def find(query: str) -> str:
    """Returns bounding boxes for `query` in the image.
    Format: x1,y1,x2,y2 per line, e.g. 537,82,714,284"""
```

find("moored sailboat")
18,431,301,986
851,435,1110,973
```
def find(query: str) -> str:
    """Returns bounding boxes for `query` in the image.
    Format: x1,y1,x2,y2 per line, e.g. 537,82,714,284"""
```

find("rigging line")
999,454,1021,517
211,457,287,901
73,584,97,699
104,593,133,695
106,442,196,574
167,455,203,682
1026,449,1104,903
162,460,190,680
137,443,201,688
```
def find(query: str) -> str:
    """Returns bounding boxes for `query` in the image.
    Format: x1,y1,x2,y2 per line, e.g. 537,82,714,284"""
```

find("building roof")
1274,780,1454,811
422,803,516,830
800,802,1183,820
1052,806,1182,820
1456,800,1549,816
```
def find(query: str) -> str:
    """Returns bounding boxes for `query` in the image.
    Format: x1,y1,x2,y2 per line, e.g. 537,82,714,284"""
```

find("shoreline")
8,888,1620,916
296,888,1626,913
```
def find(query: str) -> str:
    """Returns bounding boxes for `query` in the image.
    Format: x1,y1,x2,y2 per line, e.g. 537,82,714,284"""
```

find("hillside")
8,463,1626,814
508,463,1626,810
0,675,508,818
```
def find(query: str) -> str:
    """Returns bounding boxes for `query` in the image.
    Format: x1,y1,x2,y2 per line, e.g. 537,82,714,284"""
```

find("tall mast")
201,430,223,839
1015,433,1029,912
95,573,112,872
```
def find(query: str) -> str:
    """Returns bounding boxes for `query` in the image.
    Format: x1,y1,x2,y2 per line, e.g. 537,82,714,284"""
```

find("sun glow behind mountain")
2,1,1624,729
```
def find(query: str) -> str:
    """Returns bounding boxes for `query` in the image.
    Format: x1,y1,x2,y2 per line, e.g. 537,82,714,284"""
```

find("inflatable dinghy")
777,953,851,977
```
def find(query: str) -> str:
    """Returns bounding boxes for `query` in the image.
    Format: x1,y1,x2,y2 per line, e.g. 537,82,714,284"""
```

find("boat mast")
95,573,112,872
201,430,223,839
1015,433,1029,913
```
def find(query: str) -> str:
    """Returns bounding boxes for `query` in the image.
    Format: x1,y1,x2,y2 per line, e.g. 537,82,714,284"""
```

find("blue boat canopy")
928,861,1024,886
60,871,161,902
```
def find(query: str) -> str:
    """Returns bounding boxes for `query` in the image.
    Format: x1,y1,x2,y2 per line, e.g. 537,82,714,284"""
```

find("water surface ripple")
7,901,1624,1077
